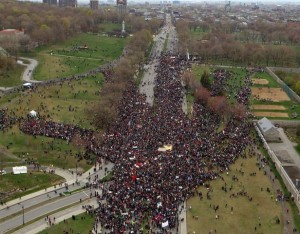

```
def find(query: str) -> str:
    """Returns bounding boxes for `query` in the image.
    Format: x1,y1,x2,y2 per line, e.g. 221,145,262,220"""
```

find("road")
18,57,39,83
0,190,94,233
138,14,187,234
139,14,180,107
0,162,114,233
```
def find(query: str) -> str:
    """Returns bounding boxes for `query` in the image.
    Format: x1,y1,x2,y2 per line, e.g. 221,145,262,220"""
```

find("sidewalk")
14,198,99,234
1,162,113,210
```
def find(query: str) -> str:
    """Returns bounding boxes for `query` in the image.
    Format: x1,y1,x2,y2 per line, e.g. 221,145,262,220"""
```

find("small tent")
29,110,37,117
12,166,27,174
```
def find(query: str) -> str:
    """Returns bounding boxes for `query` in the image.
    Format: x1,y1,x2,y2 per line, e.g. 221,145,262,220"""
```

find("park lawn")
38,213,95,234
0,126,92,171
33,54,102,81
0,145,20,164
187,155,283,234
1,73,104,128
190,28,210,38
192,64,212,82
252,71,280,88
250,99,300,120
0,65,24,87
0,171,64,202
41,33,126,60
99,22,122,32
31,33,126,81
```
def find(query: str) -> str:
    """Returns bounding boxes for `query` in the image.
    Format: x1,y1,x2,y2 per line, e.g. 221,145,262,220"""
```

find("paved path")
139,14,187,234
0,162,114,233
18,57,40,83
0,58,40,92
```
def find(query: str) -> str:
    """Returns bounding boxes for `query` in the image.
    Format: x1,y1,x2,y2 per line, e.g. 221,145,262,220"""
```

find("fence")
254,123,300,210
265,67,300,103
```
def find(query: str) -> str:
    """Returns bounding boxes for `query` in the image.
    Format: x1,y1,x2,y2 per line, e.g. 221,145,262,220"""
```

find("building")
117,0,127,16
90,0,99,10
59,0,77,8
43,0,58,6
257,117,281,142
0,29,24,36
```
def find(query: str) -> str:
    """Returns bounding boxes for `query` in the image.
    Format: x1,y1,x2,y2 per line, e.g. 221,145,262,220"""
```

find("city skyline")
19,0,300,3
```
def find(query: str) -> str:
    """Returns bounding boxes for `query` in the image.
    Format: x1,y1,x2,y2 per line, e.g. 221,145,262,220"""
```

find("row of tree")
176,19,300,67
87,29,153,130
182,70,247,120
0,1,163,49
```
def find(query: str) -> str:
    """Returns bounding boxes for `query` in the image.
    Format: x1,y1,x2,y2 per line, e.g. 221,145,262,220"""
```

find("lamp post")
22,205,25,225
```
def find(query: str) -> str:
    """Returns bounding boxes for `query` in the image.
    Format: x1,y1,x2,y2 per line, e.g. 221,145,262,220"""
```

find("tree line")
176,19,300,67
86,29,153,130
182,70,247,121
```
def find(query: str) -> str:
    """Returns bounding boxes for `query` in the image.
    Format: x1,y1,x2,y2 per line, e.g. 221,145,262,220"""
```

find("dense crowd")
17,54,253,232
92,55,252,232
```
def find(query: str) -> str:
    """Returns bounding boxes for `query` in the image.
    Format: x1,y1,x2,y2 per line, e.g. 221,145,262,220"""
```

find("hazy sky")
20,0,300,4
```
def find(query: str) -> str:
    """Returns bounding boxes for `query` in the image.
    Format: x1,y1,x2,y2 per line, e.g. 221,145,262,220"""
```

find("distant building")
257,117,280,142
59,0,77,8
117,0,127,16
0,29,24,36
90,0,99,10
43,0,58,6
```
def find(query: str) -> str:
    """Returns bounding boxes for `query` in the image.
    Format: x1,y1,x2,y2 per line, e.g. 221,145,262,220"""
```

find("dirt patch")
252,78,269,85
252,87,290,102
253,111,289,117
252,105,286,110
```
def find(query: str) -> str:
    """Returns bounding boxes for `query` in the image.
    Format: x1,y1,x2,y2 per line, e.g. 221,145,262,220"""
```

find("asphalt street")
0,162,113,233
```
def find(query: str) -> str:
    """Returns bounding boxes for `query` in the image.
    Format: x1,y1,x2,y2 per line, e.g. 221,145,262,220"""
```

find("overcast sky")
20,0,300,4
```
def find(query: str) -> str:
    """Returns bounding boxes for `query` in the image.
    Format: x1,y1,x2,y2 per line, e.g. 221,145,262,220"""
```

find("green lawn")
30,33,126,81
190,28,209,38
187,155,283,234
0,65,24,87
0,127,93,171
2,73,104,128
38,213,95,234
0,171,64,202
98,22,122,32
252,71,280,88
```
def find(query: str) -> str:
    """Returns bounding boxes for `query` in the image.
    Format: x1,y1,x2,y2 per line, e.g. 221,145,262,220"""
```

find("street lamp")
22,205,25,225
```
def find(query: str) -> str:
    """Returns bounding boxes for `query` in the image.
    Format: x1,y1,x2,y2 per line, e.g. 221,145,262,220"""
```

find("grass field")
31,33,126,81
98,23,122,32
38,213,95,234
0,171,64,202
252,71,280,88
191,64,248,103
1,73,104,128
187,155,283,234
0,126,93,170
190,28,209,38
0,65,24,87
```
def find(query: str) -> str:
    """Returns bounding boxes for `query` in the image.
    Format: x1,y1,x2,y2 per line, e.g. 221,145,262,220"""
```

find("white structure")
13,166,28,174
29,110,37,117
122,20,126,33
257,117,280,142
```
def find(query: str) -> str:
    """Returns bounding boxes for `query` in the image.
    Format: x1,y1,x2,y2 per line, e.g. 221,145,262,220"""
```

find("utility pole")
22,205,25,225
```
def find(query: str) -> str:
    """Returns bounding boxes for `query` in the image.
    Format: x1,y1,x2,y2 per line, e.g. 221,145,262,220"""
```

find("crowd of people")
16,52,253,232
92,55,252,232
